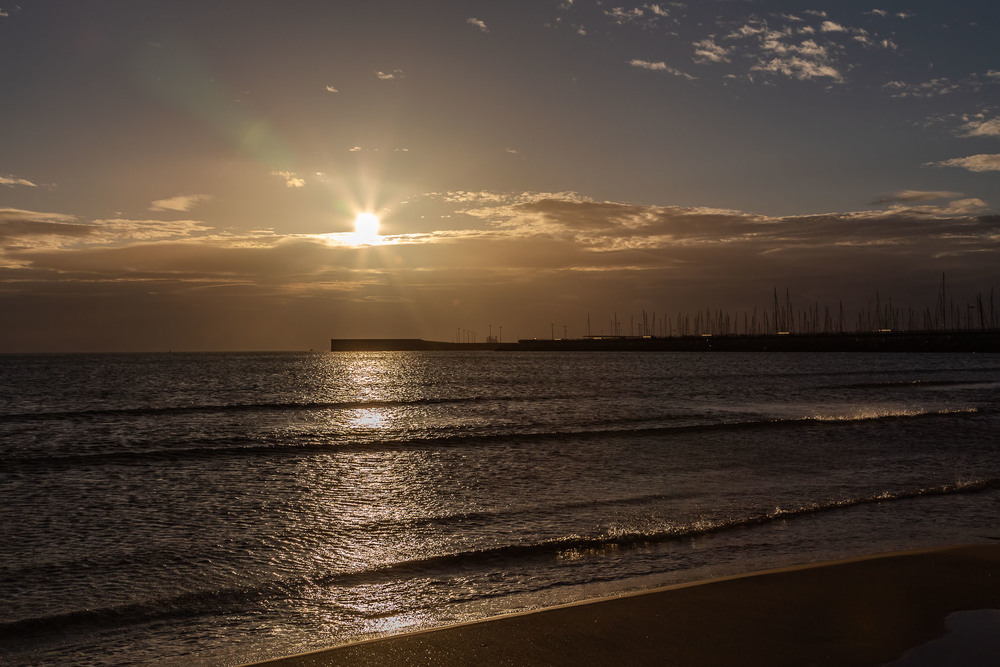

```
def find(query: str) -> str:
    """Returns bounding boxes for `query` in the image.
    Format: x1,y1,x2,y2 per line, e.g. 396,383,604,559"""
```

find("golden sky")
1,1,998,350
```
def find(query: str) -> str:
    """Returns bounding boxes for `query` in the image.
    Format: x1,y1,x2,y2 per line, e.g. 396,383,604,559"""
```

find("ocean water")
1,351,998,666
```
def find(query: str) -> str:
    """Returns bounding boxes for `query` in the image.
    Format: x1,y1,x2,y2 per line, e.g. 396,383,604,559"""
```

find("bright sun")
353,212,381,243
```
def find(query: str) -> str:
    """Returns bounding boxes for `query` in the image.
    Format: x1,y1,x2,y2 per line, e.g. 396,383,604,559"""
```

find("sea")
1,351,998,666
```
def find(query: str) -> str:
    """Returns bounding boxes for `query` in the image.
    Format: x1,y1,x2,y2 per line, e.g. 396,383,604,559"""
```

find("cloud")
958,116,1000,138
149,194,212,212
324,84,339,93
601,5,669,29
884,71,999,98
752,55,842,82
882,78,961,98
716,16,867,85
693,38,730,64
0,209,216,266
270,170,306,187
1,175,38,188
926,154,1000,172
866,9,888,17
376,69,404,80
629,59,696,79
0,209,90,246
348,146,363,152
5,192,999,349
605,7,646,25
467,17,488,33
869,190,964,206
433,191,997,255
91,218,215,241
0,209,212,244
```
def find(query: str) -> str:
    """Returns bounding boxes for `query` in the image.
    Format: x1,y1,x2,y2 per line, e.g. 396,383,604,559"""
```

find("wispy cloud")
149,194,212,212
92,218,215,241
629,59,696,79
752,53,842,83
1,175,38,188
605,7,646,25
926,154,1000,172
467,17,488,33
603,5,669,29
883,72,999,98
271,170,306,187
883,77,962,98
324,84,339,93
376,69,404,80
868,190,964,205
693,38,730,64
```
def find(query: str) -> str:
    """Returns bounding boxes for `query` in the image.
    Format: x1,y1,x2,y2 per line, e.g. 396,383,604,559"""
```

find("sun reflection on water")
275,352,462,640
349,407,389,430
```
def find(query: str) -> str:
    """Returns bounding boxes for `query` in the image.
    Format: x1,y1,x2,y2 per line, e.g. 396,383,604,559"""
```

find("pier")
332,330,1000,353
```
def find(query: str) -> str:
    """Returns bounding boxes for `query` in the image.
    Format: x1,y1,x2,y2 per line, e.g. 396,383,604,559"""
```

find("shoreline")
245,544,1000,666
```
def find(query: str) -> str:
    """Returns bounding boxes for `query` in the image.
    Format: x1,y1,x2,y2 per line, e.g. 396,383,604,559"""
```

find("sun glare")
353,212,381,243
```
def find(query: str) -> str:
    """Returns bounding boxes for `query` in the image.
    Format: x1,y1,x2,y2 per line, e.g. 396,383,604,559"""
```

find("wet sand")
248,544,1000,667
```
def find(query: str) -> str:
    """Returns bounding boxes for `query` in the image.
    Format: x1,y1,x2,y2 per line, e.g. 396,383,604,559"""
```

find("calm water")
1,351,998,665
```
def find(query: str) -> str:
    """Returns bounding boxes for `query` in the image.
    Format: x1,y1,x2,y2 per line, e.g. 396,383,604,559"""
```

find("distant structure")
329,339,499,351
332,330,1000,353
332,278,1000,352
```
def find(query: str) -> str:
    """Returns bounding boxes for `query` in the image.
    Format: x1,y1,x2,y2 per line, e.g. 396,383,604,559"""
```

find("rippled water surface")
1,351,998,665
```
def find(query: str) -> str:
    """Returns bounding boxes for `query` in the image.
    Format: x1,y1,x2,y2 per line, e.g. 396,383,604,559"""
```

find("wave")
0,396,492,423
807,406,978,421
333,478,1000,580
2,404,982,469
842,379,999,389
3,477,996,644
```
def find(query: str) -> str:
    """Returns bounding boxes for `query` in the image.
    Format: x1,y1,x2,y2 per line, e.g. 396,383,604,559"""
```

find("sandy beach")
248,544,1000,667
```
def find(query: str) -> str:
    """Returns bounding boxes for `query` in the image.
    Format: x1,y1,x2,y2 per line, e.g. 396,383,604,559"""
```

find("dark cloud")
0,209,94,244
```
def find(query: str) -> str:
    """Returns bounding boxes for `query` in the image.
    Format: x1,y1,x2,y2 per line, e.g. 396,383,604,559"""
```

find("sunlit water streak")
0,351,998,665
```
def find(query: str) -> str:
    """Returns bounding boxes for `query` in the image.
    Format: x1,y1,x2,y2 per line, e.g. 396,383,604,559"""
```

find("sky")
2,0,999,351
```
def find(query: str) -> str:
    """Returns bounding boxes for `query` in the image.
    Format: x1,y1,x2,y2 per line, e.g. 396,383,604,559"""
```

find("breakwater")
332,330,1000,353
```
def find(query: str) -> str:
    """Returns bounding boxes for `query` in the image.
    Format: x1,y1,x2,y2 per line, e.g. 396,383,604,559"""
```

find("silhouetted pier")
332,330,1000,353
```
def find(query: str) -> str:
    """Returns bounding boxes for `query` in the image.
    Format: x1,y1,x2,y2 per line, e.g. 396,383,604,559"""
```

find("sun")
353,212,381,243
